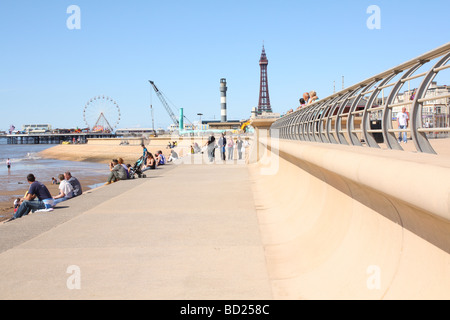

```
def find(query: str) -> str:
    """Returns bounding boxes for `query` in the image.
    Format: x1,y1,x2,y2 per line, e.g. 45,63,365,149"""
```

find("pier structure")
2,132,116,145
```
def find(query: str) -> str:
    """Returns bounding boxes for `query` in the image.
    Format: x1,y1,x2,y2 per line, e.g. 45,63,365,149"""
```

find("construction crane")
149,87,155,130
149,80,179,126
149,80,193,128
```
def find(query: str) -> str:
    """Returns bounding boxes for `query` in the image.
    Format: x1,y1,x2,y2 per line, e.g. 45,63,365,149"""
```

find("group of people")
8,144,170,222
142,150,166,172
106,145,167,184
10,172,82,222
167,141,178,149
206,133,247,162
286,90,320,114
106,158,130,185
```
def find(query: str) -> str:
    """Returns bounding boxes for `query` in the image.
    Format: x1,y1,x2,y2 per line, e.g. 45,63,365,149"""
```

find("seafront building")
392,82,450,129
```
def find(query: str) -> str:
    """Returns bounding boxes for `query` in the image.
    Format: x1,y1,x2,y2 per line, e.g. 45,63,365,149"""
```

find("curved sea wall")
248,137,450,299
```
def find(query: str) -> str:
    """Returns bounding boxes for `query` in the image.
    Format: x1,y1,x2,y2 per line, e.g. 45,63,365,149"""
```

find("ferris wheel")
83,95,121,132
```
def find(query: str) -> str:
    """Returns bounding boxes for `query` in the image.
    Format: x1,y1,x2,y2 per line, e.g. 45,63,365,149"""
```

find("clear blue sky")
0,0,449,131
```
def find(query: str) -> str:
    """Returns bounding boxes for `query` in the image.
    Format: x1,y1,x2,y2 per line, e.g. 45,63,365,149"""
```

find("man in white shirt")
53,174,74,205
397,107,409,143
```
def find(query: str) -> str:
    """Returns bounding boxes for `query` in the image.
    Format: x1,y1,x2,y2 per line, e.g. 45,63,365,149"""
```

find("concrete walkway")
0,163,272,300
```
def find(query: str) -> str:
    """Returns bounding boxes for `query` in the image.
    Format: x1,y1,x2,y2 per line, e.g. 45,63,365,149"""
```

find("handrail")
272,43,450,154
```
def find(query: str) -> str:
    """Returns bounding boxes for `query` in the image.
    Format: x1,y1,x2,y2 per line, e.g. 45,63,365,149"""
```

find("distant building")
204,120,243,131
22,124,52,133
393,82,449,128
115,128,157,137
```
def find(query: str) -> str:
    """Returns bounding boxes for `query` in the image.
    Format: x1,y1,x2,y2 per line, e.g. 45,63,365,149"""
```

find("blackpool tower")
257,45,272,114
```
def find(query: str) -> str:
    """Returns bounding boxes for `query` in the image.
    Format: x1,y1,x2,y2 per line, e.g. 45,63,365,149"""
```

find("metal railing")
272,43,450,154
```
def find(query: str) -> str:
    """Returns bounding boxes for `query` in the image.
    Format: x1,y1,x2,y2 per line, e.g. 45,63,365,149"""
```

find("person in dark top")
64,171,82,197
218,133,227,161
207,134,216,162
12,174,53,220
141,143,148,160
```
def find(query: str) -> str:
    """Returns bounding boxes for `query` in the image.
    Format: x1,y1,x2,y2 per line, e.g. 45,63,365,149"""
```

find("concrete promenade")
2,135,450,300
0,162,272,300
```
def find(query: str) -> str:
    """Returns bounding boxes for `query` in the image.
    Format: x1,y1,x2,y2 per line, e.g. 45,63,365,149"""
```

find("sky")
0,0,449,132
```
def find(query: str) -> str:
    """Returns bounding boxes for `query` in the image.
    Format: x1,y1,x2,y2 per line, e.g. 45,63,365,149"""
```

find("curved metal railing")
272,43,450,154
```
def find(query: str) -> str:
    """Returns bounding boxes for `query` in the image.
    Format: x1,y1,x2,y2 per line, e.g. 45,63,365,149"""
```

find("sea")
0,142,108,204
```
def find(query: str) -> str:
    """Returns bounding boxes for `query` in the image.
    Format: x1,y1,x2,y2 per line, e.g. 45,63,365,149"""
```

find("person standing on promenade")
227,136,234,160
65,171,82,197
397,107,409,143
141,143,148,161
206,134,216,162
236,136,244,160
10,174,54,220
218,133,227,161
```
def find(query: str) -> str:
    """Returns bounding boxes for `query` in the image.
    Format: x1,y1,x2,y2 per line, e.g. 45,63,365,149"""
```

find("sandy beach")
37,139,200,164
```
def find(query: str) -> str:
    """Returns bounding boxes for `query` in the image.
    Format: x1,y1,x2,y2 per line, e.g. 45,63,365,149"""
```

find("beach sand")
37,143,178,164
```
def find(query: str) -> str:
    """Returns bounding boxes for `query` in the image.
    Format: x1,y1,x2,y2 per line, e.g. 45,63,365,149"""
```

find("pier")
1,132,116,145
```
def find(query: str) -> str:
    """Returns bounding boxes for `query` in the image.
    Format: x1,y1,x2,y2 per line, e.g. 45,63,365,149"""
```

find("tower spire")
257,44,272,114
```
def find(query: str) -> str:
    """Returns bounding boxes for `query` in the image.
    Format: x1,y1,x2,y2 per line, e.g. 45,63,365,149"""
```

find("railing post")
382,63,422,151
410,53,450,154
361,73,397,149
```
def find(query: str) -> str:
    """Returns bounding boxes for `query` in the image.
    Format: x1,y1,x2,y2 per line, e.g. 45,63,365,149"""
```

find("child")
14,198,21,213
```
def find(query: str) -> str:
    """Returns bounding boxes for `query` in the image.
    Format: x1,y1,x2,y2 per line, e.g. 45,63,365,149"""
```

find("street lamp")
197,113,203,130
